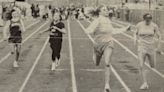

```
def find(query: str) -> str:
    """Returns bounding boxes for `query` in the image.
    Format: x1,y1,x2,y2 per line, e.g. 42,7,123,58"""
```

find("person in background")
134,13,161,90
31,4,35,17
3,10,25,68
39,12,66,71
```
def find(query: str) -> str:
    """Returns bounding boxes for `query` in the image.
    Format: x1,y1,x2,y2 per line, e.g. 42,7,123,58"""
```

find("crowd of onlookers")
1,1,163,27
0,2,132,27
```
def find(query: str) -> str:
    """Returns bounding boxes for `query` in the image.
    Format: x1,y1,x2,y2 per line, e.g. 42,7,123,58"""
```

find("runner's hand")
51,29,56,32
126,25,131,31
52,26,59,30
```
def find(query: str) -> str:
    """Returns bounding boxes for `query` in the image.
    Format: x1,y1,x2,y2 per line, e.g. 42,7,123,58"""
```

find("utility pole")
149,0,151,10
96,0,99,6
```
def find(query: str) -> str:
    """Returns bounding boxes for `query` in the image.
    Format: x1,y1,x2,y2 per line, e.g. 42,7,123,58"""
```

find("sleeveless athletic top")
49,21,65,37
87,15,113,43
9,19,21,37
136,21,158,43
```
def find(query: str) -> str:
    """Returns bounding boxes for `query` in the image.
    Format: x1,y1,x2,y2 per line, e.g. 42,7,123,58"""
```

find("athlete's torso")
9,19,21,36
136,21,157,43
50,21,64,38
94,16,113,43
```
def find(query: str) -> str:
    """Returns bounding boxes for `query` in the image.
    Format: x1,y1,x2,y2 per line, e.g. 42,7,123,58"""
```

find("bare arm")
112,25,131,35
53,26,67,34
86,18,99,34
3,21,10,40
154,25,161,50
134,28,139,45
20,19,26,32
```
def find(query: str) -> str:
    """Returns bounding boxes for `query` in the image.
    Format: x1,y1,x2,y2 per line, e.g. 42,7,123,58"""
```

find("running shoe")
93,54,96,64
13,61,19,68
140,83,149,90
104,88,111,92
56,59,60,67
104,84,111,92
51,62,56,71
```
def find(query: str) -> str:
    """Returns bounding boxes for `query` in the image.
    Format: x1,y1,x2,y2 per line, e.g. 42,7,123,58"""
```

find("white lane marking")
0,21,49,64
0,20,40,43
67,19,78,92
112,21,164,78
39,68,68,71
113,36,164,79
80,69,104,72
77,20,132,92
22,21,48,43
18,37,49,92
25,20,41,30
87,19,164,79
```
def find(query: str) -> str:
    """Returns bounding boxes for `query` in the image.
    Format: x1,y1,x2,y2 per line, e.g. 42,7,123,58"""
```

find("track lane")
71,20,127,92
0,19,42,58
20,21,72,92
0,18,39,43
0,20,50,92
80,20,164,92
0,20,48,65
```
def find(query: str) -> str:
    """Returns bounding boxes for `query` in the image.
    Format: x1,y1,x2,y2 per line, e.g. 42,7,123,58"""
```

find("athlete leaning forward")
3,9,25,68
86,5,131,92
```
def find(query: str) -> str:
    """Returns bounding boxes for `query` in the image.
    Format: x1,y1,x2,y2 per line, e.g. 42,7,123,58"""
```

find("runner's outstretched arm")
86,18,99,34
20,19,26,32
134,26,139,46
112,25,131,35
52,26,67,34
3,21,10,41
155,25,162,54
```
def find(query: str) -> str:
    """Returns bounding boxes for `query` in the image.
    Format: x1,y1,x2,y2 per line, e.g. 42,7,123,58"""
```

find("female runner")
134,13,161,90
48,13,66,70
3,10,25,68
86,5,131,92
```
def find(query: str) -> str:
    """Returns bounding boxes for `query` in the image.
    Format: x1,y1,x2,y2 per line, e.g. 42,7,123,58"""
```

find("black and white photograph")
0,0,164,92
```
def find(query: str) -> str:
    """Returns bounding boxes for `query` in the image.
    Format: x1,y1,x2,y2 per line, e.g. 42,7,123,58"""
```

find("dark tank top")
49,21,65,38
9,20,21,36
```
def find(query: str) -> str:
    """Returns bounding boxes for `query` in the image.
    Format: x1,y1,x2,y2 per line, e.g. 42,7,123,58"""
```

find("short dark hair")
143,13,152,20
96,5,105,15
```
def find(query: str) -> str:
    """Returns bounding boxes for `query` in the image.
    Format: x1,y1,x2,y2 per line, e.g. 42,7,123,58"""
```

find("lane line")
39,68,68,71
113,35,164,79
0,20,40,43
0,21,49,64
67,19,78,92
25,20,41,30
77,20,132,92
80,69,104,72
86,20,164,79
18,37,49,92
